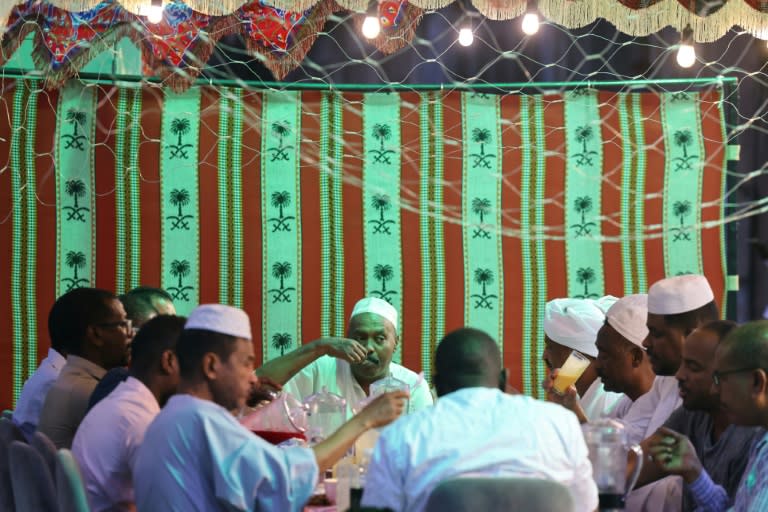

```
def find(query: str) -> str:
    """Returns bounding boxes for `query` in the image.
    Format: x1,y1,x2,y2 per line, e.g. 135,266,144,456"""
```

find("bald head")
433,328,502,396
718,320,768,370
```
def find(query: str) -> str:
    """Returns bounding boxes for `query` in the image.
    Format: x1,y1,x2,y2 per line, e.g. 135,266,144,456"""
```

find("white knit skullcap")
185,304,252,340
543,297,617,357
350,297,398,332
647,275,715,315
605,294,649,348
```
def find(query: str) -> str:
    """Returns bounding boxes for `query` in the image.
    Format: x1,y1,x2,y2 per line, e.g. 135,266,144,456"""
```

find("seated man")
361,327,598,512
634,320,763,512
133,304,409,512
72,315,185,512
647,320,768,511
37,288,134,448
543,296,623,421
258,297,432,414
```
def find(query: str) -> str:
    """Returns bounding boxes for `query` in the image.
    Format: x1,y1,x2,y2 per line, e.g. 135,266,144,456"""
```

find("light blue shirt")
133,394,318,512
13,348,66,439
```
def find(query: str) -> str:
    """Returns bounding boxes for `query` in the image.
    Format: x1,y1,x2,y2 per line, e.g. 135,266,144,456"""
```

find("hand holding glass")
552,350,590,394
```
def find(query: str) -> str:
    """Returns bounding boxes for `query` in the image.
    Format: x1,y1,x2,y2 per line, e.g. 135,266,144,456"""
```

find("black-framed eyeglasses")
97,319,134,335
712,367,761,386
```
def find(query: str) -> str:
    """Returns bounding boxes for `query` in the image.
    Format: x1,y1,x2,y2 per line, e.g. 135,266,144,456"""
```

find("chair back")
0,417,25,512
9,441,58,512
425,476,573,512
31,430,59,484
56,448,90,512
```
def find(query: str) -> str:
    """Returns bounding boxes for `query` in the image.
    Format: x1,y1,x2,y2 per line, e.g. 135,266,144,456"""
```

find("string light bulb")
458,27,474,46
362,0,381,39
521,1,539,36
676,25,696,68
140,0,163,24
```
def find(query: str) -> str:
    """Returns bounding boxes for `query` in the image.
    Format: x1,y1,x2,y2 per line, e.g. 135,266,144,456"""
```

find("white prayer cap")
543,297,617,357
185,304,252,340
350,297,398,332
647,275,714,315
605,294,649,347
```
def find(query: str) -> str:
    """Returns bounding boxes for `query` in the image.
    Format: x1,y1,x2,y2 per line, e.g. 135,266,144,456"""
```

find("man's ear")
201,352,219,381
87,325,104,347
161,350,177,376
753,369,768,396
630,346,644,367
395,334,401,349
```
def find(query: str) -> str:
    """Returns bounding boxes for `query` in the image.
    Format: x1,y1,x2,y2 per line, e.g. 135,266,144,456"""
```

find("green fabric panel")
160,87,201,316
261,90,302,360
564,90,605,299
433,96,446,357
330,93,345,336
231,89,244,308
631,94,648,293
519,96,533,397
532,95,547,399
128,89,142,290
218,92,231,302
661,92,704,277
419,94,433,381
362,93,404,364
114,87,128,294
24,83,38,378
56,81,96,298
462,92,504,350
618,93,635,294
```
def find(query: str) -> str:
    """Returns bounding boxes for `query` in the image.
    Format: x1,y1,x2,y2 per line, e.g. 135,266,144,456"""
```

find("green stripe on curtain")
10,80,38,405
262,91,302,360
564,90,605,299
631,94,648,293
56,81,96,299
720,95,734,315
661,92,704,277
532,95,547,398
363,93,404,364
519,96,534,396
217,88,244,307
618,94,635,294
161,88,201,316
462,92,504,350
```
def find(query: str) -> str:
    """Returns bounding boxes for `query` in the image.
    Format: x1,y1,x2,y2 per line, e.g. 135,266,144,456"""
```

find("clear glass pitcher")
303,386,347,444
370,373,411,413
239,391,308,445
582,419,643,511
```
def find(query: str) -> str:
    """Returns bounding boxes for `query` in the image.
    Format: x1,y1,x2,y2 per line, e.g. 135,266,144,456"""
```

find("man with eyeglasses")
38,288,135,448
646,321,768,511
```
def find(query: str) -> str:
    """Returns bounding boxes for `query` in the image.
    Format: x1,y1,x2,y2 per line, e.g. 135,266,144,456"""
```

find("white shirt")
72,377,159,512
282,356,433,417
609,375,681,446
361,387,598,512
13,348,66,438
133,394,318,512
580,377,623,421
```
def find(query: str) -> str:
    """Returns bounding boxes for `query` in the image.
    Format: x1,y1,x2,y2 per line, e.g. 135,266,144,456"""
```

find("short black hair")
176,329,239,380
699,319,737,343
130,315,186,373
720,321,768,370
433,327,501,395
48,288,116,355
119,286,173,325
664,301,719,336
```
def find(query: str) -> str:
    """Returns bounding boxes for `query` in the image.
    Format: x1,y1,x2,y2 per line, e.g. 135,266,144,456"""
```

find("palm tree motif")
469,127,495,169
63,109,87,150
570,196,597,237
167,188,193,230
369,193,395,234
370,263,397,303
63,179,89,222
62,250,89,290
370,123,396,164
267,191,295,232
168,118,193,159
168,259,194,301
470,268,498,309
268,261,295,303
575,267,598,298
671,200,693,242
672,129,698,171
471,197,492,239
267,121,294,162
573,125,598,166
271,332,293,356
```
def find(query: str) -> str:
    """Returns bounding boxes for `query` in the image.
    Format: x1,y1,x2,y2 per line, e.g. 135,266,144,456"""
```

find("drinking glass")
552,350,591,394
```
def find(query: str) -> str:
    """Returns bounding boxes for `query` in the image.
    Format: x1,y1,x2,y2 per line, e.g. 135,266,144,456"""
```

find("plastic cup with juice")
552,350,591,394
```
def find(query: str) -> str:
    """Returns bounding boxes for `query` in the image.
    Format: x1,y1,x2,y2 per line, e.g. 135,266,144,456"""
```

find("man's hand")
542,369,579,410
646,427,703,484
356,390,409,430
314,337,368,364
246,376,282,407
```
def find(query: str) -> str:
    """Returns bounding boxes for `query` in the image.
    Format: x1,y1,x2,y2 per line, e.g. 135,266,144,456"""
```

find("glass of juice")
552,350,591,394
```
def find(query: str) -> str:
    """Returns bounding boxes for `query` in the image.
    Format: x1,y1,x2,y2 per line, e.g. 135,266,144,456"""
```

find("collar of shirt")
109,376,161,414
64,355,108,381
47,348,66,371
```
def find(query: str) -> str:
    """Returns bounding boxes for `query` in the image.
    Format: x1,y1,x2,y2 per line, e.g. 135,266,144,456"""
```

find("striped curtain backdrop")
0,79,735,409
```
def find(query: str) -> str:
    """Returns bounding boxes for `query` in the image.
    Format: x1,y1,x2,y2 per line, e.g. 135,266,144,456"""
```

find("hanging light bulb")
676,25,696,68
140,0,163,24
362,0,381,39
458,27,474,46
521,13,539,35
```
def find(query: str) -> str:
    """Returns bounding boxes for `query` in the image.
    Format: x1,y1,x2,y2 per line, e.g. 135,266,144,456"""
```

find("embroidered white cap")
606,294,649,347
647,275,714,315
185,304,252,340
350,297,398,332
543,297,618,357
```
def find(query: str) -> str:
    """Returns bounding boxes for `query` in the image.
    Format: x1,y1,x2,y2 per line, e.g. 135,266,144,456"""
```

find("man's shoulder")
388,362,421,383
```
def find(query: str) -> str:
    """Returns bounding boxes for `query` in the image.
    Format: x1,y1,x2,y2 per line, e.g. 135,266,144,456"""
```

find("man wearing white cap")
133,304,409,512
643,274,719,377
542,297,623,421
258,297,433,415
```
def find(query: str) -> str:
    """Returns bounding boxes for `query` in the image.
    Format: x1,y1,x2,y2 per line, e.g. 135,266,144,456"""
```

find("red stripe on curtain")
138,88,161,288
500,93,524,390
300,91,324,345
241,90,263,361
600,92,627,296
94,86,118,293
640,93,665,284
400,92,424,373
197,89,221,304
0,81,15,408
542,94,568,301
